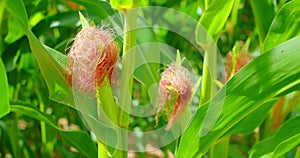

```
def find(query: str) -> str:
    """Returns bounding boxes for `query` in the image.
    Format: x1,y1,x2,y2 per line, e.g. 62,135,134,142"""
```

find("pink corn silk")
156,63,192,130
67,26,119,93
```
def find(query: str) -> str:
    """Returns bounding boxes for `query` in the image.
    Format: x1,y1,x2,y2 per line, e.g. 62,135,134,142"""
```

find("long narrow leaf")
27,32,74,106
197,0,235,38
6,0,74,107
6,0,28,34
10,102,97,158
250,0,275,46
263,0,300,52
177,36,300,157
250,117,300,158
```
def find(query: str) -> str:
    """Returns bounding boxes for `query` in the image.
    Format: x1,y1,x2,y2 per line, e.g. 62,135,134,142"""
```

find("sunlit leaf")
225,99,276,135
197,0,235,39
177,36,300,157
263,0,300,52
110,0,134,10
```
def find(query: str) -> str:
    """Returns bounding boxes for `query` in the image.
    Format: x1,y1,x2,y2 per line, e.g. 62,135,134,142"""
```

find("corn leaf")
110,0,134,10
250,0,275,46
197,0,235,38
249,117,300,158
6,0,73,106
177,36,300,157
10,102,97,158
263,0,300,52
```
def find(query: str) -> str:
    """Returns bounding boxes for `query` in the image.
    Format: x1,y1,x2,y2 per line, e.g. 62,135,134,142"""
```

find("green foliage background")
0,0,300,157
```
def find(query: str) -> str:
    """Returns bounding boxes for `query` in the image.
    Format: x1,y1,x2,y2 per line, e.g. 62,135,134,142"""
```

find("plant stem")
198,33,230,158
296,147,300,158
96,78,120,157
208,136,230,158
36,89,46,144
117,8,137,157
98,141,108,158
200,43,231,158
35,85,52,157
199,45,217,106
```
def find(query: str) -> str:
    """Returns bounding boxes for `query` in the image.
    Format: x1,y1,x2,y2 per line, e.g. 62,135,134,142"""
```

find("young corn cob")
67,26,119,93
156,63,192,130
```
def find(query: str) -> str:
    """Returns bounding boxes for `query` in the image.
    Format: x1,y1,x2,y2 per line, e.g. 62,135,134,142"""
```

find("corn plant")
0,0,300,158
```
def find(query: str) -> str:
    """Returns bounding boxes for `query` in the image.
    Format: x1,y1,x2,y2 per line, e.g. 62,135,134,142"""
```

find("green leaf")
43,45,67,70
177,36,300,157
197,0,235,38
0,0,6,26
32,11,82,36
110,0,134,10
6,0,29,34
97,77,119,125
0,58,10,118
27,31,74,107
249,117,300,158
263,0,300,52
4,17,25,43
134,26,160,88
79,12,89,27
250,0,275,46
71,0,115,19
226,99,277,135
5,0,73,107
10,102,97,158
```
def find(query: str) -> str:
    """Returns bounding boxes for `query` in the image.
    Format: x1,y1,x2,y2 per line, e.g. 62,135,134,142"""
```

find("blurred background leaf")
250,0,275,48
0,58,9,118
10,101,97,158
6,0,28,34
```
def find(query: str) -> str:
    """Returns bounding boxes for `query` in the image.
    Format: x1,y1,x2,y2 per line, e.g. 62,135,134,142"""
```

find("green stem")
35,84,52,157
199,45,217,106
36,89,46,144
98,141,108,158
14,57,22,100
200,43,231,158
96,81,111,158
296,147,300,158
96,78,120,157
119,9,137,127
198,33,230,158
117,8,137,157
